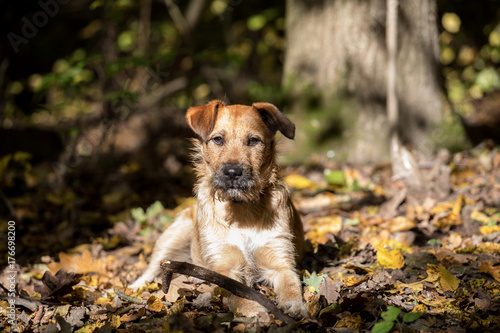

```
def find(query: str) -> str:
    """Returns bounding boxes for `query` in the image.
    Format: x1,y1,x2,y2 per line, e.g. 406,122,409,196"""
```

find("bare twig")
164,0,189,35
160,260,295,324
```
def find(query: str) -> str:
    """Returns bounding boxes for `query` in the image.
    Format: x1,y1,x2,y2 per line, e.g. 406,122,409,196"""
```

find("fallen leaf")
317,277,340,303
377,247,405,270
412,304,427,313
343,275,368,287
303,272,325,293
284,174,315,190
147,295,164,312
479,261,500,281
48,250,108,276
425,264,460,292
120,307,146,322
35,269,82,300
475,242,500,255
471,210,492,224
306,215,342,244
387,216,416,233
162,275,192,302
479,225,500,235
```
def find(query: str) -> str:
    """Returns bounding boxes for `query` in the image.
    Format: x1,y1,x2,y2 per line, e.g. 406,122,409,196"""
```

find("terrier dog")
130,100,308,319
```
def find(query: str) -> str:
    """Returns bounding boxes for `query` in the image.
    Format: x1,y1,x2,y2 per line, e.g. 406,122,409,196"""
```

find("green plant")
371,306,422,333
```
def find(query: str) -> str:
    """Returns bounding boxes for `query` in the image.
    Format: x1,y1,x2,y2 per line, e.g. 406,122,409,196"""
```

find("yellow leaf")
147,295,164,312
94,297,112,305
377,247,405,269
306,215,342,244
388,216,417,233
475,242,500,255
451,194,464,216
48,250,108,276
430,202,453,215
166,297,186,316
471,210,492,224
284,174,315,190
343,275,368,287
412,304,427,313
479,261,500,281
426,264,460,291
108,315,121,328
432,211,461,229
334,314,363,330
480,225,500,235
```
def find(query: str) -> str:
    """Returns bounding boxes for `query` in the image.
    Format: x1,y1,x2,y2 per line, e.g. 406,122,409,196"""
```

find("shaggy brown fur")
131,100,307,319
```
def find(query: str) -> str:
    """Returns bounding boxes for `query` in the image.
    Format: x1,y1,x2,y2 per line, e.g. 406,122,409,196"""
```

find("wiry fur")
130,101,308,319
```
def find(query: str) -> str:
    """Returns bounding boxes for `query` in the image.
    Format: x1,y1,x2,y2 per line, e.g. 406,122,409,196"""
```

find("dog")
130,100,308,319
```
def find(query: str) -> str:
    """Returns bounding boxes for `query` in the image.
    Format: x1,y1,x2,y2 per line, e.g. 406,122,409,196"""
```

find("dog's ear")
252,102,295,140
186,100,225,141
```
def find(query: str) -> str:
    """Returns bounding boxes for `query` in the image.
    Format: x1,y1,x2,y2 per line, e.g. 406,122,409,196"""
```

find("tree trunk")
284,0,442,163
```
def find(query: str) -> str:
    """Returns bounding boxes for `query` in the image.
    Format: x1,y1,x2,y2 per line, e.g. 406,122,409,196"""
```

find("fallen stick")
160,260,295,324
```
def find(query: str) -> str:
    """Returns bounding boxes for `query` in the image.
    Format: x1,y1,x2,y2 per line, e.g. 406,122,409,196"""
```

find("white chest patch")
226,227,278,259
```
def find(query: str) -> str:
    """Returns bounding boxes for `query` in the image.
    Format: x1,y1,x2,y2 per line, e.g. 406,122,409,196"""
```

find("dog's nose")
222,164,243,179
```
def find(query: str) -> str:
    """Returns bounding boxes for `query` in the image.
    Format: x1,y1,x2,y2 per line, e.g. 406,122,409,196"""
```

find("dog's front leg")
255,246,309,318
207,244,270,320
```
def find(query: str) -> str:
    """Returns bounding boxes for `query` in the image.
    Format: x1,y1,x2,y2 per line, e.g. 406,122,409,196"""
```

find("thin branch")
164,0,189,35
160,260,295,324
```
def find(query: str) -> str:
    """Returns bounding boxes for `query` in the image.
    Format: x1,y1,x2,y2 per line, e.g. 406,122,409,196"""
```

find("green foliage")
131,201,173,233
302,272,324,293
372,306,422,333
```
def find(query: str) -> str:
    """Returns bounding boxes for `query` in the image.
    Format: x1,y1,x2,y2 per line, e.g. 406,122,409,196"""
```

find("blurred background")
1,0,500,264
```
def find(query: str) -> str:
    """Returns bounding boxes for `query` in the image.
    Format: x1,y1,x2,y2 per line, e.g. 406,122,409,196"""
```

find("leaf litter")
1,147,500,332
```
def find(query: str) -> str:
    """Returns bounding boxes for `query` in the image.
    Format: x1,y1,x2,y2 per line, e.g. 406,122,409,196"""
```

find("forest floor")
1,144,500,332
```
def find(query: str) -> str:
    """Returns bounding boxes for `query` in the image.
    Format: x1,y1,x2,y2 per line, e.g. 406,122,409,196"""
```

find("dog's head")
186,100,295,203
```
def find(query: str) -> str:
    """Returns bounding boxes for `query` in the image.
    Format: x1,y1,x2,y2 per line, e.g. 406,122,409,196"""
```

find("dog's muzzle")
213,163,254,201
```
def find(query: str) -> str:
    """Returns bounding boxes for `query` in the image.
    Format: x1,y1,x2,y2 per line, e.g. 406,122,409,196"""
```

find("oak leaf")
48,250,108,276
479,261,500,281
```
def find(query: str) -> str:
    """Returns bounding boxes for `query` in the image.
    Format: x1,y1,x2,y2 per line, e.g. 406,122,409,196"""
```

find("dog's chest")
225,227,275,256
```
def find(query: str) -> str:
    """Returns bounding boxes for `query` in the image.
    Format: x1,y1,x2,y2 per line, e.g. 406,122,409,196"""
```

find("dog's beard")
212,171,259,202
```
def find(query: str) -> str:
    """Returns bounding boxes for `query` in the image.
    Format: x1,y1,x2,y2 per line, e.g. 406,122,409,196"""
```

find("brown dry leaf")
479,261,500,281
48,250,108,276
429,249,476,265
298,192,346,213
164,275,191,302
391,281,424,294
343,275,368,287
121,307,146,322
377,247,405,270
317,277,341,303
306,215,342,244
35,269,82,300
334,314,363,330
425,264,460,292
147,295,164,312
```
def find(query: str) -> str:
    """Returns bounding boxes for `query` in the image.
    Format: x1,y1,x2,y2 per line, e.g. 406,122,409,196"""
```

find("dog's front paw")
279,300,309,318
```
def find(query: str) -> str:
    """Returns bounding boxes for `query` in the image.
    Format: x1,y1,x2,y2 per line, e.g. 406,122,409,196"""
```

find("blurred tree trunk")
284,0,442,163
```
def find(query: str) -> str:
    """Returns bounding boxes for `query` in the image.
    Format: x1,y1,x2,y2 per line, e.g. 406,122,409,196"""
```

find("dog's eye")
212,136,224,145
247,138,260,146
